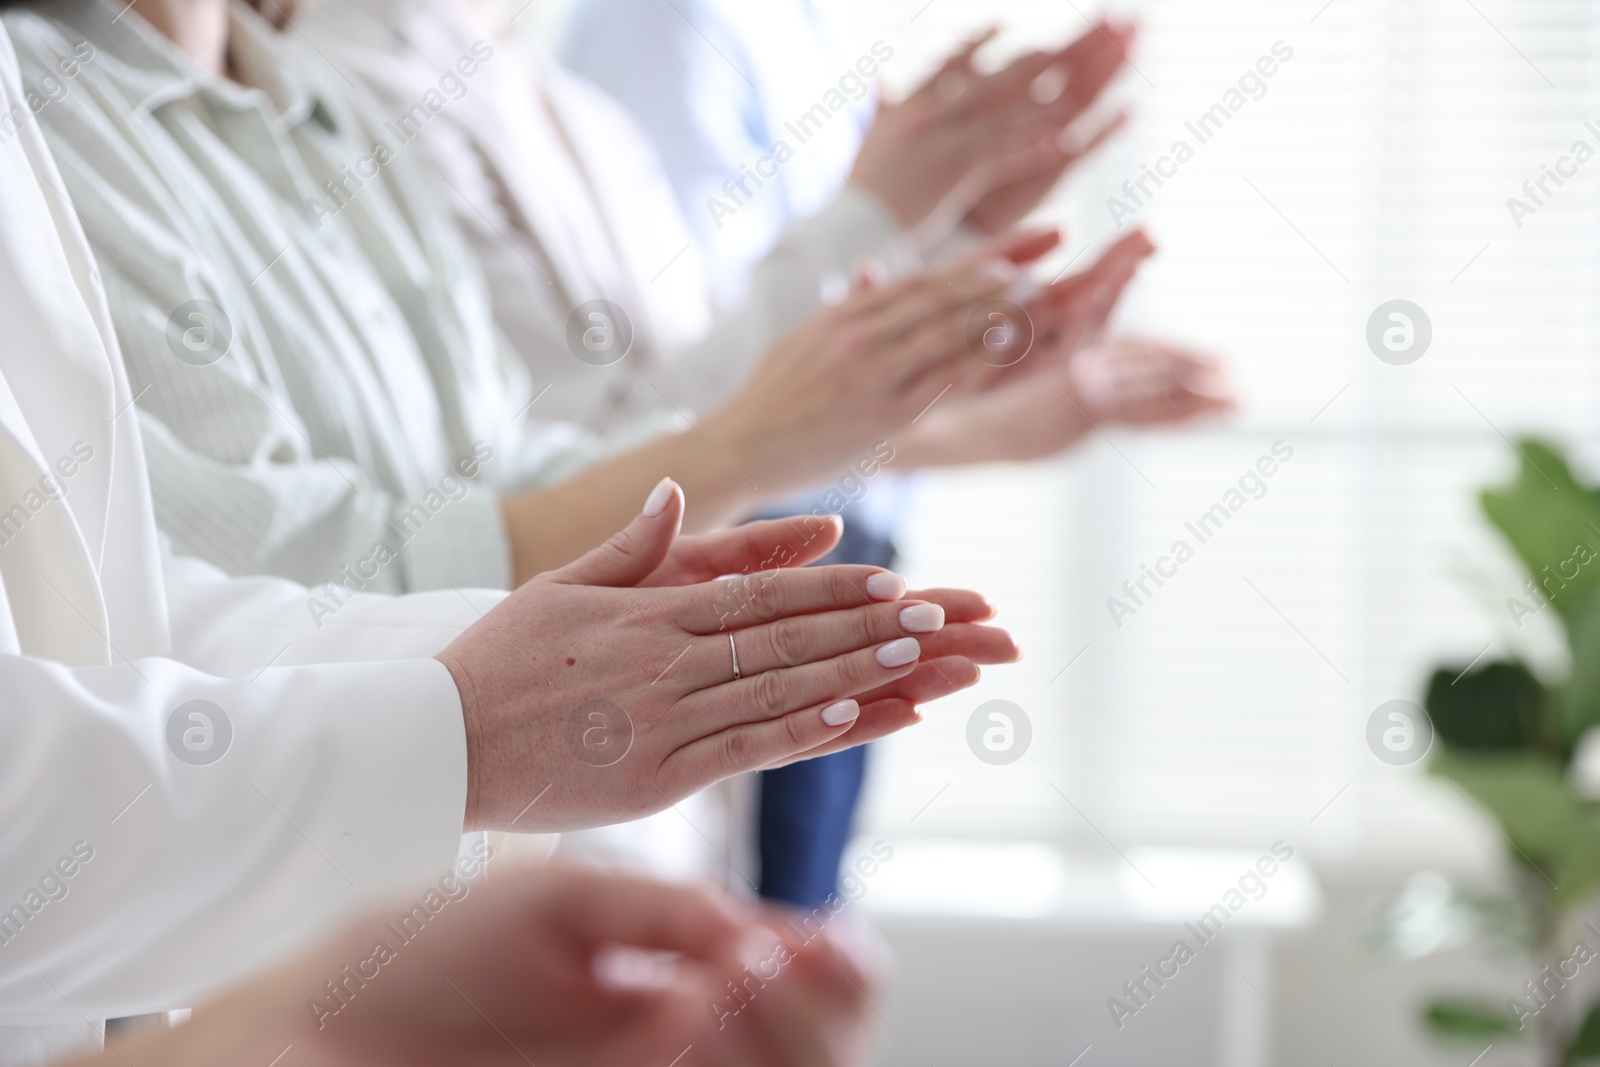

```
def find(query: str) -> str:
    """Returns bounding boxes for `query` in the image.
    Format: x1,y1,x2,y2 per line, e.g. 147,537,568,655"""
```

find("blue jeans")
756,513,897,907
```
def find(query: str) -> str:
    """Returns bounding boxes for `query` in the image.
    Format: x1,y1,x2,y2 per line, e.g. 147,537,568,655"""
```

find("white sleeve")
0,556,493,1024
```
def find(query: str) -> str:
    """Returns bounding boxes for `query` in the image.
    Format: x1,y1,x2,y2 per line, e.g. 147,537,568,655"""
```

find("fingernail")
865,572,907,600
898,604,945,633
821,699,861,727
643,477,677,517
876,638,921,668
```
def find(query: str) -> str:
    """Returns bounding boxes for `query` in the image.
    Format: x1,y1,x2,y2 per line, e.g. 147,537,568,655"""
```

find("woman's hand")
851,17,1137,239
1009,229,1155,372
501,253,1026,579
763,587,1021,766
91,865,880,1067
1066,335,1237,427
640,519,1014,766
442,481,996,833
693,908,886,1067
965,108,1130,237
701,259,1015,497
640,513,849,588
898,334,1236,466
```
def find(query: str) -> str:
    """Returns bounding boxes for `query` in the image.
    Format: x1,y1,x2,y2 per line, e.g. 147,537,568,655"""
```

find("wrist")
435,646,485,833
676,412,767,527
105,984,303,1067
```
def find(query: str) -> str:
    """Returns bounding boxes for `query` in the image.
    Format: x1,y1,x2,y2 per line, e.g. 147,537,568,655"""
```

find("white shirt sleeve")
0,552,496,1024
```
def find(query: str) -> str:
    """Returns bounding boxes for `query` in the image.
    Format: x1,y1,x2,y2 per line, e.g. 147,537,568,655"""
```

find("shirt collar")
48,0,335,133
224,0,330,130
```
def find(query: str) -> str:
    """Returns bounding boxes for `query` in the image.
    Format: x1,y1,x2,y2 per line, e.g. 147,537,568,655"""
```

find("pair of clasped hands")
441,478,1019,834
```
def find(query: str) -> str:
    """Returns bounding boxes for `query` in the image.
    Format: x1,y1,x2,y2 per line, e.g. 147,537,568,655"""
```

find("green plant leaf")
1425,661,1548,752
1370,872,1536,958
1556,822,1600,910
1430,750,1586,873
1422,997,1522,1040
1481,439,1600,630
1563,596,1600,743
1567,1001,1600,1064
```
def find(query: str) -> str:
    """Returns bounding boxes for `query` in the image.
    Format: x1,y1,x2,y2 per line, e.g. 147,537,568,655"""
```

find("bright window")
836,0,1600,868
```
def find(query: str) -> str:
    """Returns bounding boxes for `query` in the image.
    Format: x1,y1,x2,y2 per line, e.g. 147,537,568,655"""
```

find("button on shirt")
2,0,674,595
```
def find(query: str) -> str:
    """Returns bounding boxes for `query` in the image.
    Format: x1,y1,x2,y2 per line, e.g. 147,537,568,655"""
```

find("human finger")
828,265,954,322
982,107,1129,205
536,867,757,969
905,587,996,623
898,292,1020,398
951,49,1060,120
685,639,923,738
904,26,999,107
847,656,983,710
911,621,1020,664
852,257,888,294
551,477,684,587
950,225,1063,272
1060,107,1130,165
761,698,923,767
677,564,907,634
1028,231,1156,346
642,514,843,587
660,696,866,788
1053,18,1138,116
1063,229,1157,292
716,599,944,682
764,652,992,767
851,265,1010,349
762,654,988,766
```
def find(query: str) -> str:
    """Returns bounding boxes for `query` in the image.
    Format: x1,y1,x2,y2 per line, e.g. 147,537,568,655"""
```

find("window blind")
833,0,1600,867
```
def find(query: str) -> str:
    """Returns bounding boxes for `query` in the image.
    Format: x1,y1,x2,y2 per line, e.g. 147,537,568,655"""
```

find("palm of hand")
1068,336,1236,426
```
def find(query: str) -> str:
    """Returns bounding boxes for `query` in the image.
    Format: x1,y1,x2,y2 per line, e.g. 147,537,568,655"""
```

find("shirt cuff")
796,185,930,278
929,220,988,265
397,483,513,593
263,658,471,895
272,659,470,895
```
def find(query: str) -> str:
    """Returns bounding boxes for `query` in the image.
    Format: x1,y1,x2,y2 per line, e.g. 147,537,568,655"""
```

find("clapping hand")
851,17,1138,241
439,481,1013,833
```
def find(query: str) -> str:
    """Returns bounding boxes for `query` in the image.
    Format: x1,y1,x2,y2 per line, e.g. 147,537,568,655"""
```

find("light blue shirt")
561,0,873,306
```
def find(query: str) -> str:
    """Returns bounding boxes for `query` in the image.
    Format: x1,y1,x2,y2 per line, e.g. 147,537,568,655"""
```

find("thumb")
554,477,684,587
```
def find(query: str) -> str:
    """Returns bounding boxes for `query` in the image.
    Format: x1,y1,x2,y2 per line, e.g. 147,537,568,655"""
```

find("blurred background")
529,1,1600,1062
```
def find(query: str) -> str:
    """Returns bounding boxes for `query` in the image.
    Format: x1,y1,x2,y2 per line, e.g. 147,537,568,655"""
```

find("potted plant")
1377,439,1600,1065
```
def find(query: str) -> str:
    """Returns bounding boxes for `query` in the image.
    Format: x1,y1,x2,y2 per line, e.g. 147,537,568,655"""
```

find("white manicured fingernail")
899,604,944,633
643,477,677,517
821,700,860,727
865,572,906,600
876,638,920,668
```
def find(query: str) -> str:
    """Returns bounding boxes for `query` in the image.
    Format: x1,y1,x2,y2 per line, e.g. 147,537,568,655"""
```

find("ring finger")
686,600,943,689
679,640,926,738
